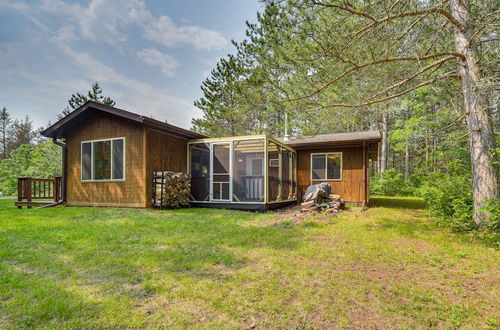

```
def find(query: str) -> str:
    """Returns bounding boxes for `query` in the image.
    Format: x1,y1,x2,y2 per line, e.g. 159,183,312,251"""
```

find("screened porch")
188,135,297,209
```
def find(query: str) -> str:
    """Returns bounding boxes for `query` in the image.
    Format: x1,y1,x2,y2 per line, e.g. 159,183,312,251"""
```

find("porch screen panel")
282,149,291,200
212,144,230,200
232,139,264,202
267,141,281,202
189,143,210,201
82,142,92,180
93,141,111,180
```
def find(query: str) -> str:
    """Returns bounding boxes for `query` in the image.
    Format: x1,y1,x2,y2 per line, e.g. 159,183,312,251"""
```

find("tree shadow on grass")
369,196,425,210
372,217,437,240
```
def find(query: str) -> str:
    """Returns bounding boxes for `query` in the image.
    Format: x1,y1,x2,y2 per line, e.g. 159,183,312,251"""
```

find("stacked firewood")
153,171,191,209
300,194,345,213
300,182,345,213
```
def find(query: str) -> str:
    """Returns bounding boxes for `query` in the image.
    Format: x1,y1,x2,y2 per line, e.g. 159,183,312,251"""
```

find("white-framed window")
81,137,126,182
269,159,279,167
311,152,342,181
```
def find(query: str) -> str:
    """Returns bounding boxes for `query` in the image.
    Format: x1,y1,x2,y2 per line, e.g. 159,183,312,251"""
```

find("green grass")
0,198,498,328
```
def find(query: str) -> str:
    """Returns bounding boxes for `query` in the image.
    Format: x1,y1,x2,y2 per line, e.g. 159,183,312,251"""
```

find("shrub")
479,198,500,232
370,169,416,196
0,142,61,195
417,162,474,232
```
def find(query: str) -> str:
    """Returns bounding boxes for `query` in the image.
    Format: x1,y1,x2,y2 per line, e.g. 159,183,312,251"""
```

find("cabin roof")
283,131,381,149
41,101,206,140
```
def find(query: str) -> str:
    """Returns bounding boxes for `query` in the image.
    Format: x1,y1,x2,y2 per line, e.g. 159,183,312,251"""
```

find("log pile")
300,194,345,213
153,171,191,209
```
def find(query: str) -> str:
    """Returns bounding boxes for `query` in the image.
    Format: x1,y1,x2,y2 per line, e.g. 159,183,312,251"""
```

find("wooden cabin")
41,101,380,210
41,101,204,208
286,132,380,205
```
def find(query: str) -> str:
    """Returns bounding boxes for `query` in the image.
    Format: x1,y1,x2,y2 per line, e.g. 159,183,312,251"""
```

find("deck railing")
17,177,62,208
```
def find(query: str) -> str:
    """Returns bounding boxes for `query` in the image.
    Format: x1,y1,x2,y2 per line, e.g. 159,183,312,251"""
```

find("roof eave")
41,101,145,138
287,138,382,149
142,117,206,139
41,101,207,140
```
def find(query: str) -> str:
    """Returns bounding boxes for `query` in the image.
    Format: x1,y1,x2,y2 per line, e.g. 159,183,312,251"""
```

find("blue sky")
0,0,263,129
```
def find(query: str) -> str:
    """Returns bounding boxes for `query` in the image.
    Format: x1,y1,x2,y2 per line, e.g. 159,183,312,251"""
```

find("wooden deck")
16,177,62,208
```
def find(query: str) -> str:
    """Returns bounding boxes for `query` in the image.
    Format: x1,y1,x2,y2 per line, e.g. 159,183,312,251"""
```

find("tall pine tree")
0,106,11,159
58,82,115,120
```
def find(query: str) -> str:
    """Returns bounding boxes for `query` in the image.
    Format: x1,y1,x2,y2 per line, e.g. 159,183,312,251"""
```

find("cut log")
300,200,315,208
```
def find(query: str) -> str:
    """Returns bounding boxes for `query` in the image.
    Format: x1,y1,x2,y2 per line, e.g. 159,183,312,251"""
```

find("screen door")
211,142,231,201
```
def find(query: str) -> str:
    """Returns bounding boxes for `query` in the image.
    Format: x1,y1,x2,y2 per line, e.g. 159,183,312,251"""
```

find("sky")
0,0,263,129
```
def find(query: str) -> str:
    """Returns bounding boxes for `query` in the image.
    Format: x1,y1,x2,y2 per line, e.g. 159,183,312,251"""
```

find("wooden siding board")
297,146,369,203
65,112,147,207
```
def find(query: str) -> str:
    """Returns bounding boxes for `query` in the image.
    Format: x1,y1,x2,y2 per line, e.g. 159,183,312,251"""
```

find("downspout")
52,137,67,204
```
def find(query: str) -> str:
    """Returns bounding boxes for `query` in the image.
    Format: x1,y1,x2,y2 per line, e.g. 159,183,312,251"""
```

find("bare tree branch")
291,53,462,102
313,72,458,108
367,55,457,100
310,1,464,31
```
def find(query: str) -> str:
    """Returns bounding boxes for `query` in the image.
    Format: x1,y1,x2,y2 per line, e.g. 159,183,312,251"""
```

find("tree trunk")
431,104,436,172
377,140,381,173
380,112,389,174
1,130,5,159
404,107,410,180
425,134,429,165
404,136,410,180
450,0,499,224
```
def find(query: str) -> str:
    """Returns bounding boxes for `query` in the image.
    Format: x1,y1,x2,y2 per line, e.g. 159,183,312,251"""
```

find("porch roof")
283,131,381,149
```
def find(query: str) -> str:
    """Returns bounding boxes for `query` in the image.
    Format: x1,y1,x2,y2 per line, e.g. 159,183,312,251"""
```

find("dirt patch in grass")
247,205,341,228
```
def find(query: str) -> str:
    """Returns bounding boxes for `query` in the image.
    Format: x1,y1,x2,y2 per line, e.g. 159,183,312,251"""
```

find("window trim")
81,137,126,182
310,152,343,182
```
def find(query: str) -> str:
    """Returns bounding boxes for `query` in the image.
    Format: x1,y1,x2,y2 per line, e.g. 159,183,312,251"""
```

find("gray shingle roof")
284,131,381,148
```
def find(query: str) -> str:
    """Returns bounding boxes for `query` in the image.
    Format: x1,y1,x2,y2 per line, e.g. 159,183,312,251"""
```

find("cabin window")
81,138,125,181
311,152,342,181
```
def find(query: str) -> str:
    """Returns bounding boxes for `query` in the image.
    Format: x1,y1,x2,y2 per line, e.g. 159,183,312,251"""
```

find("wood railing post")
26,178,32,209
54,176,62,202
53,180,56,202
17,178,24,209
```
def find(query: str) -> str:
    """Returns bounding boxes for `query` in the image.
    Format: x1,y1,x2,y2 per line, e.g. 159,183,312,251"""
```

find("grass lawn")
0,198,498,328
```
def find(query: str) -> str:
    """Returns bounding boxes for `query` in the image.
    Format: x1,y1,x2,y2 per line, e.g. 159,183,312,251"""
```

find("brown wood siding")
65,112,147,207
145,129,189,207
297,146,369,204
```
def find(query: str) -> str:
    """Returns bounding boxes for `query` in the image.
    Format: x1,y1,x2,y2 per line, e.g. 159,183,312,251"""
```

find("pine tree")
0,106,12,159
7,116,34,151
58,82,116,120
192,56,250,136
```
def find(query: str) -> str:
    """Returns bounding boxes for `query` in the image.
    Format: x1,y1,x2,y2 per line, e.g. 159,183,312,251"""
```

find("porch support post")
362,141,367,208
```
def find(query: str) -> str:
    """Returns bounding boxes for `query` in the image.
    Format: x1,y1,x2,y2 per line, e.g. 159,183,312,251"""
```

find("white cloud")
137,48,179,77
34,0,228,50
0,1,29,12
57,43,197,128
38,0,149,46
54,25,77,43
144,15,229,50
